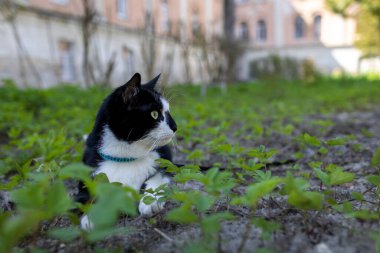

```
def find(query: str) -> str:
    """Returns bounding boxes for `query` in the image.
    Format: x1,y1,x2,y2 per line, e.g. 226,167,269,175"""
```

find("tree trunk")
223,0,236,84
141,11,157,79
81,0,97,87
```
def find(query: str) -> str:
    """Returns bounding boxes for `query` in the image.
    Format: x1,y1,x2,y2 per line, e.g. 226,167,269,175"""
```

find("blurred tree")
80,0,116,87
356,4,380,58
222,0,242,84
193,29,226,96
326,0,380,59
81,0,97,87
140,10,157,80
223,0,235,41
325,0,354,18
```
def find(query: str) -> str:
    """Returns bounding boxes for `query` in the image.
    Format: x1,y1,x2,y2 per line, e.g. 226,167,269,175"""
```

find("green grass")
0,77,380,253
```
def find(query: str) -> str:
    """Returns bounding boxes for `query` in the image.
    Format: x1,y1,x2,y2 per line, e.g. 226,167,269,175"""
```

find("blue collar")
98,151,138,163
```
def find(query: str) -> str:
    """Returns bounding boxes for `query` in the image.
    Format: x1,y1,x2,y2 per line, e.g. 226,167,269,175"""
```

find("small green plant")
313,163,355,188
372,146,380,167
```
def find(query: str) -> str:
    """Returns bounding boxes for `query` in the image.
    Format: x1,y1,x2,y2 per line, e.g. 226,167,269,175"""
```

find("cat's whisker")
171,141,178,154
170,135,179,152
162,88,185,102
150,138,159,149
165,91,176,100
126,128,134,140
161,89,168,98
145,137,159,155
167,90,185,99
166,95,174,103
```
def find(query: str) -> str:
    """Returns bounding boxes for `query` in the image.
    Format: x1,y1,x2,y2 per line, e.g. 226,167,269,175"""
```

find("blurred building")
0,0,376,87
234,0,378,80
0,0,223,87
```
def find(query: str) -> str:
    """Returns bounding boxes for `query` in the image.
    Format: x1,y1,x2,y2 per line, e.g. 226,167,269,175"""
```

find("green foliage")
201,167,236,194
200,212,234,237
302,133,322,147
368,174,380,187
86,182,137,228
371,146,380,167
0,211,46,253
326,136,352,146
249,54,318,82
288,191,324,211
247,145,278,163
166,206,199,224
358,1,380,56
367,174,380,195
59,162,93,181
1,78,380,251
48,226,82,242
281,173,324,211
314,164,355,187
326,0,380,57
0,171,74,252
232,178,282,207
325,0,354,17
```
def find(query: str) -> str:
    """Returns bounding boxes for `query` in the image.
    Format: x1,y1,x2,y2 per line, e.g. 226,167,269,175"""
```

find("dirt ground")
3,108,380,253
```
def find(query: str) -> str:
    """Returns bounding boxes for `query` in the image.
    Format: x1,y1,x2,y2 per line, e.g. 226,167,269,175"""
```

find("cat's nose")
166,113,177,132
171,122,177,133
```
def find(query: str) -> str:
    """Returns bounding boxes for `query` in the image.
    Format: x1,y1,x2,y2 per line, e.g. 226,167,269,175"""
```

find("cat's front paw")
138,199,165,216
80,214,94,231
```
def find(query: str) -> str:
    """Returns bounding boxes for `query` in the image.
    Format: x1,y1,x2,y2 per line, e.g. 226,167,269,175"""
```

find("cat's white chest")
95,152,159,190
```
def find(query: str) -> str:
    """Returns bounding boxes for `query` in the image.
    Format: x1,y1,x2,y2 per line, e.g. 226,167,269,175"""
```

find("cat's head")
105,73,177,148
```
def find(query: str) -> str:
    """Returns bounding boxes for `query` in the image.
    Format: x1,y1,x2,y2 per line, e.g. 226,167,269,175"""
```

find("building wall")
0,9,83,87
235,0,275,47
28,0,83,16
0,0,223,87
104,0,145,29
235,0,357,47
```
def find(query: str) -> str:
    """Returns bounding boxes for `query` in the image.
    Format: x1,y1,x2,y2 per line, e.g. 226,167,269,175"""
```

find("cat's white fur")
80,98,174,230
161,98,170,111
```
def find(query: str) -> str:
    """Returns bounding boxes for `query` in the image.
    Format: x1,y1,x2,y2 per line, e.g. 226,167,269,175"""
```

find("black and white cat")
78,73,177,229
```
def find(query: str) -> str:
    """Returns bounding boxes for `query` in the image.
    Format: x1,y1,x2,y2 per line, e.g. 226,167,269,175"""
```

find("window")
51,0,68,4
161,0,170,33
117,0,128,19
294,16,305,39
313,15,322,39
191,12,200,36
256,20,267,42
58,40,76,83
239,22,250,41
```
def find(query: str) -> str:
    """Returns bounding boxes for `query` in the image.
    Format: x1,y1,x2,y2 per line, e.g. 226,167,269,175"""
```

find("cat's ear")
143,73,161,90
123,73,141,102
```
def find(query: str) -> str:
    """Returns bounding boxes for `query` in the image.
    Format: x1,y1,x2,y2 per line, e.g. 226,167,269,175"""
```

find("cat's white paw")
138,198,165,216
80,214,94,230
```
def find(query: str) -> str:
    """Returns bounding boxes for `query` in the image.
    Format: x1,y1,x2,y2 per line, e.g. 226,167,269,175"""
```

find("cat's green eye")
151,110,159,120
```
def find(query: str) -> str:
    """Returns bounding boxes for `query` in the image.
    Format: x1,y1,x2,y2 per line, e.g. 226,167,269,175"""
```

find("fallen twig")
154,228,173,242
